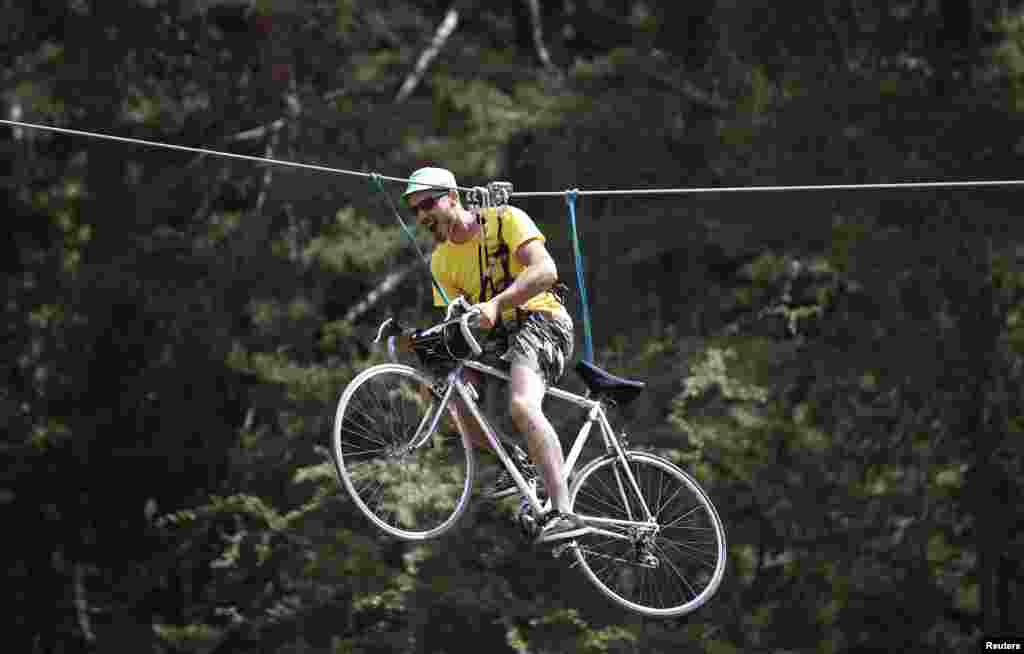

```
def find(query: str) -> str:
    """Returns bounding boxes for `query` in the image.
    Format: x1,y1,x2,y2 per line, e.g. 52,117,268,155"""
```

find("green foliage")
989,9,1024,110
304,208,406,273
158,493,290,532
153,622,223,651
681,344,770,404
510,608,637,654
418,75,582,177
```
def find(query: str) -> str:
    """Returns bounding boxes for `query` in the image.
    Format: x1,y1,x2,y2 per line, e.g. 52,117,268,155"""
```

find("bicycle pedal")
635,543,660,569
518,513,536,537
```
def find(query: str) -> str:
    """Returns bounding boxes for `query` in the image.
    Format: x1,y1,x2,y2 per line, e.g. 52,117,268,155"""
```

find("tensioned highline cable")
5,118,1024,195
0,119,470,193
515,179,1024,197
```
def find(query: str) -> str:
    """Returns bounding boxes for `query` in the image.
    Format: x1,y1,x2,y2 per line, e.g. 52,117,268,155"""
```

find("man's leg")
507,362,571,514
447,368,492,450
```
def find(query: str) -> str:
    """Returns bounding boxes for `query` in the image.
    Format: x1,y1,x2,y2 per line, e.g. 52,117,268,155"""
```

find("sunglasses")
409,190,450,215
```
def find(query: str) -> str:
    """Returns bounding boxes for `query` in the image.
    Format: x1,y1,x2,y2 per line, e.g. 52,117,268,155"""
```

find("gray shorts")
497,311,574,387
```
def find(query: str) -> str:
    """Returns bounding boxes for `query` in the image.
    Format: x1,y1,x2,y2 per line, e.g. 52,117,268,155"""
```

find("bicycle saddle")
574,360,646,406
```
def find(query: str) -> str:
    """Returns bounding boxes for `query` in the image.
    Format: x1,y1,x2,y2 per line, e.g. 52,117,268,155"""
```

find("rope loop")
565,189,594,363
369,172,384,192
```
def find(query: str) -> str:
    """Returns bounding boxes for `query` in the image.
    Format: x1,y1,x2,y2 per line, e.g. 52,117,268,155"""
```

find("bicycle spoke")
652,482,687,522
654,535,720,568
347,408,399,452
652,468,665,521
653,542,701,598
337,441,388,457
576,484,632,518
342,401,389,445
660,503,708,529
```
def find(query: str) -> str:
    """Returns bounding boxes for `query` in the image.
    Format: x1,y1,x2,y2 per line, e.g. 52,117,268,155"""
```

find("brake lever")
459,308,483,357
373,317,395,344
373,318,410,363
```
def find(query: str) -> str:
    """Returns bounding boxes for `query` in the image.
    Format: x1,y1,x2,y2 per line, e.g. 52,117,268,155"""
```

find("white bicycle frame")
381,297,658,542
436,357,659,542
360,302,727,616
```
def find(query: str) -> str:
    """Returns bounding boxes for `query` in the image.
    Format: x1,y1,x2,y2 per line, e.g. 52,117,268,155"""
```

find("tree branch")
394,6,460,103
343,261,418,323
73,562,96,644
252,119,282,217
227,119,285,142
524,0,559,75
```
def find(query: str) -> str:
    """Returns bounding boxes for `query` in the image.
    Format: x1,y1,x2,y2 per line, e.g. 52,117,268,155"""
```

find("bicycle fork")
401,370,459,454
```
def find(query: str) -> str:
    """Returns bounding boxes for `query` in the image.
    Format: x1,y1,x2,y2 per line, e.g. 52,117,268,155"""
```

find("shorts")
496,311,574,387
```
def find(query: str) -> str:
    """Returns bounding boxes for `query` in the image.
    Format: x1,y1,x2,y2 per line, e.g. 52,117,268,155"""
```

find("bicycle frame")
424,358,659,542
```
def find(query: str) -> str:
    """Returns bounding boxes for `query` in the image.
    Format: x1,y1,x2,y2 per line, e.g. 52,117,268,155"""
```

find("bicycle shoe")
534,511,589,543
485,444,537,499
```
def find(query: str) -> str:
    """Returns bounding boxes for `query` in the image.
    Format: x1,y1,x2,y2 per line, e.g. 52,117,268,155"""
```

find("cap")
402,167,458,206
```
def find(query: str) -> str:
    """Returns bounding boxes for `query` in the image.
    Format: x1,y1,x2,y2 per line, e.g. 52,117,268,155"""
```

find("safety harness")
474,207,570,350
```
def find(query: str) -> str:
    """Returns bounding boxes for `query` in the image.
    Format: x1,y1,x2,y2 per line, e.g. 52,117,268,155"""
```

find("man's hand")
473,298,501,330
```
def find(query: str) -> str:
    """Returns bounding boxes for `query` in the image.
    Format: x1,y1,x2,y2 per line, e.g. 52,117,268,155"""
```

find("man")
402,166,586,542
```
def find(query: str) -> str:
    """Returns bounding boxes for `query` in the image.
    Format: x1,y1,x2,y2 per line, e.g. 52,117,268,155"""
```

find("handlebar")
372,295,483,363
447,297,483,358
443,295,472,321
442,296,483,358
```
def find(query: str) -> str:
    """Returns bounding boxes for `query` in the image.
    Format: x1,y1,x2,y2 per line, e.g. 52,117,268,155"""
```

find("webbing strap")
565,190,594,363
370,173,450,306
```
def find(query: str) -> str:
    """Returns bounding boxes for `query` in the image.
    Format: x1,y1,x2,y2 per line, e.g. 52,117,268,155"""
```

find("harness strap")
476,207,568,339
477,207,518,332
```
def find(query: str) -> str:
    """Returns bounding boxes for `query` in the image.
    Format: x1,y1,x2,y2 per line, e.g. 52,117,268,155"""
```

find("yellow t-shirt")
431,205,568,323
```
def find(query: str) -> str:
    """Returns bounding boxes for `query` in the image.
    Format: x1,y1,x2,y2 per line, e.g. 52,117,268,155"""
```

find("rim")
570,453,727,617
333,365,474,540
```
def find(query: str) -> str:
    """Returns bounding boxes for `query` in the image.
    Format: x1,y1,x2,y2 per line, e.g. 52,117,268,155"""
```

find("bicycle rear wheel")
332,364,475,540
569,452,726,617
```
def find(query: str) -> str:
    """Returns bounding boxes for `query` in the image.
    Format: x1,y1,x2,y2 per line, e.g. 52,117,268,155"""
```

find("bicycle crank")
551,541,578,560
516,497,538,539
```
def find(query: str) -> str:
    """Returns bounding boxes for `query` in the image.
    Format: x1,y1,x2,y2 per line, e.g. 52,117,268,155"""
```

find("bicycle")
331,297,727,617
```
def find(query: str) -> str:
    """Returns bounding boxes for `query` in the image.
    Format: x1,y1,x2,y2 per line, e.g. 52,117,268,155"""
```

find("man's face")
408,189,455,242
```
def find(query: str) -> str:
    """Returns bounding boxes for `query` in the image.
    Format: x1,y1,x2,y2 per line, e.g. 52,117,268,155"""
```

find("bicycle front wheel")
569,452,727,617
332,364,475,540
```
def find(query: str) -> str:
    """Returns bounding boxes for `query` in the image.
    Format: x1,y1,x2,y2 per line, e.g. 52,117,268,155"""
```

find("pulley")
464,181,513,209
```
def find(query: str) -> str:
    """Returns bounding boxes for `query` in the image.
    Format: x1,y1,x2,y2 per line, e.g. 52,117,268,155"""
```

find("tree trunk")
524,0,558,74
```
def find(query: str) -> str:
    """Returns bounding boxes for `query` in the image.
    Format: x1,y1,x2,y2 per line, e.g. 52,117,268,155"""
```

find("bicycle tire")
568,451,727,617
332,363,475,540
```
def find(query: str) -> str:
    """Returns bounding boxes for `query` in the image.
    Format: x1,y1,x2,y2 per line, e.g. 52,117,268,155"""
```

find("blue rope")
565,190,594,363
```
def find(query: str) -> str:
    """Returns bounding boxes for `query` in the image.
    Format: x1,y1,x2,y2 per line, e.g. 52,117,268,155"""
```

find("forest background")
3,1,1023,652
